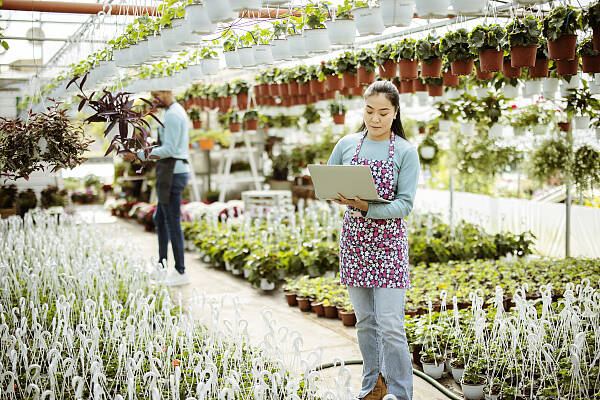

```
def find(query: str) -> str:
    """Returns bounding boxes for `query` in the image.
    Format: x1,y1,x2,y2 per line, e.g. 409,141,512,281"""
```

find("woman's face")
363,93,397,140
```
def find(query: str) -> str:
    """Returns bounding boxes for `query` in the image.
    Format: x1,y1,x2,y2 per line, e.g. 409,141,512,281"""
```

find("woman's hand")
330,193,369,212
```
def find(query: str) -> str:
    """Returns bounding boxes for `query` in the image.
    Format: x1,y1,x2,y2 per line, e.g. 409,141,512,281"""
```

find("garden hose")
313,359,463,400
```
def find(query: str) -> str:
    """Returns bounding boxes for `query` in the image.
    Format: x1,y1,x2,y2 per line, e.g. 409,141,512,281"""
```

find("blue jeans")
347,286,413,400
153,173,188,274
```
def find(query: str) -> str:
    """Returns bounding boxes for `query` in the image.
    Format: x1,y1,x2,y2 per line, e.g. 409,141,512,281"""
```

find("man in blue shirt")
123,90,190,286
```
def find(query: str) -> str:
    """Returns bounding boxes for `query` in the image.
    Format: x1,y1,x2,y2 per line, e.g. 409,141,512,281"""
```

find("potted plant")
565,87,599,129
449,355,465,384
468,24,506,72
237,31,258,67
441,59,459,86
506,15,540,67
573,145,600,190
381,0,414,27
418,134,439,165
336,51,359,87
420,348,445,379
440,28,473,75
307,65,327,94
338,298,356,326
580,0,600,51
270,151,292,190
415,0,449,18
396,38,418,79
230,79,250,109
252,26,274,65
325,0,356,45
225,110,241,132
17,189,37,217
352,0,384,36
542,5,582,60
425,77,443,97
188,106,202,130
222,32,241,69
356,49,377,84
0,185,18,218
579,36,600,74
474,60,494,80
529,38,549,78
243,109,259,130
502,54,522,78
271,21,293,61
329,101,348,125
460,367,487,400
199,47,220,75
304,2,330,53
416,35,442,78
376,43,398,79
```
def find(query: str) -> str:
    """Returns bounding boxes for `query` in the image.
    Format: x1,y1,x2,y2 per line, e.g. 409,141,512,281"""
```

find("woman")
327,81,420,400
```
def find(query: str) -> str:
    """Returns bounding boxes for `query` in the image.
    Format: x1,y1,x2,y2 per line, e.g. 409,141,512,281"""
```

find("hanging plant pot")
379,60,398,79
200,57,220,75
582,54,600,74
304,28,330,53
325,19,356,45
556,58,579,76
288,81,300,95
236,93,248,109
147,35,167,60
529,58,549,78
475,67,494,80
421,58,442,78
558,121,571,132
416,0,449,18
574,115,591,130
188,64,204,80
357,67,376,84
229,121,242,132
269,83,280,97
333,113,346,125
459,121,476,136
220,96,233,112
381,0,414,27
228,0,261,12
287,34,309,58
350,86,364,96
161,27,182,53
461,378,487,400
510,45,537,67
421,360,445,379
260,279,275,291
245,119,259,130
548,35,577,61
442,71,459,86
224,51,242,69
237,47,257,67
452,0,487,14
398,59,418,79
503,83,519,98
192,120,202,130
479,49,503,71
523,80,542,97
271,38,292,61
186,4,216,34
254,44,274,65
489,123,503,139
427,84,443,97
542,77,559,98
298,82,310,95
502,60,521,78
450,58,474,75
309,79,327,94
327,74,343,91
414,79,426,92
204,0,237,23
198,138,215,150
353,6,385,36
400,79,415,93
595,28,600,52
279,83,290,96
343,72,359,88
439,119,453,131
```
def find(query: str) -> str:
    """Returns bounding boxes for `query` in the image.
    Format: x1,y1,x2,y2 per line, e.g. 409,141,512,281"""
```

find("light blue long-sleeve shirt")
138,102,190,174
327,132,420,219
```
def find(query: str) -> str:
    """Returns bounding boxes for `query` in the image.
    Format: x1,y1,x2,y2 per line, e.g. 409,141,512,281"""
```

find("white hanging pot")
503,84,519,98
325,19,356,45
243,268,251,278
200,57,220,75
416,91,429,106
287,34,309,58
422,361,444,379
461,379,487,400
353,6,385,36
513,126,526,137
438,119,453,132
543,77,559,98
560,75,581,97
186,4,216,34
260,279,275,291
148,35,166,59
381,0,414,27
161,26,180,52
451,0,487,14
419,145,435,160
188,64,204,80
524,80,542,97
237,47,257,67
532,125,546,135
574,115,591,130
304,29,330,53
443,88,462,100
451,366,465,384
224,51,242,68
459,121,476,136
113,47,128,67
254,44,274,65
271,38,292,61
489,123,503,139
416,0,449,18
516,0,545,4
474,87,489,98
204,0,237,23
229,0,261,12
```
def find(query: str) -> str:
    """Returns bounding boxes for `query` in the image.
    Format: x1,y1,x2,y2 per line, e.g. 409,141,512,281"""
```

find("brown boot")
362,374,387,400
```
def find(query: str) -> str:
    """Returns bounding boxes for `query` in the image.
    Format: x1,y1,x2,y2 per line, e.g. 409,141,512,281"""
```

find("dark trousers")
153,172,189,273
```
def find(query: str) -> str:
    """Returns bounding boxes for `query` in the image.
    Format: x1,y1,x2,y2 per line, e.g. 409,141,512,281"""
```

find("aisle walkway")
85,206,453,400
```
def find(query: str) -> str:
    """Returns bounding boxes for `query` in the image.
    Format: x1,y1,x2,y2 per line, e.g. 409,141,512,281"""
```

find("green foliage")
305,2,330,29
329,101,347,116
199,47,218,59
335,0,354,19
230,79,250,95
529,136,571,184
580,1,600,29
541,5,582,42
565,86,600,116
335,51,358,74
418,134,440,166
468,24,507,53
506,15,541,47
440,28,472,63
435,101,460,121
395,38,416,60
573,145,600,189
356,49,376,73
243,109,259,121
222,31,238,52
187,106,201,121
578,36,600,56
272,21,293,37
415,35,442,62
302,104,321,124
375,43,395,65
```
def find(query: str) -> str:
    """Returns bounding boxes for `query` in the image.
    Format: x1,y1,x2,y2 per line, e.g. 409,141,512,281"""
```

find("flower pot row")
284,292,356,326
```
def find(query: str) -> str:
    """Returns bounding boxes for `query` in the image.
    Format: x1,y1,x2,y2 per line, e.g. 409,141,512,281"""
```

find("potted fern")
325,0,356,45
416,35,442,78
395,38,418,79
506,15,540,67
440,28,473,75
468,24,506,72
329,101,348,125
541,5,582,61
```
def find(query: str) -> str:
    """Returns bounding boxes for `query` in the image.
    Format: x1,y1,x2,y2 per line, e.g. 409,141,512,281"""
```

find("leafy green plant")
468,24,507,53
416,35,442,62
335,51,358,74
329,101,347,115
230,79,250,95
573,145,600,189
356,49,376,73
188,106,201,122
529,136,571,184
578,36,599,56
541,5,582,42
436,101,460,121
243,109,259,121
222,32,238,52
375,43,395,65
305,2,330,29
199,47,218,59
580,1,600,29
506,15,541,47
440,28,472,63
303,104,321,125
335,0,353,19
565,87,600,117
395,38,416,60
272,21,293,38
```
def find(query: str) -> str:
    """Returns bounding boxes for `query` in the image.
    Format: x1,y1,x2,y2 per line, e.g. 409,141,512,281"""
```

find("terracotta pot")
343,72,359,87
288,81,299,95
324,305,338,318
297,94,309,105
475,66,494,80
427,84,443,97
223,96,233,111
236,93,248,109
309,79,327,94
284,292,298,307
442,71,459,87
479,49,503,71
333,113,346,125
450,58,474,76
321,91,336,100
311,301,325,317
282,97,293,107
308,94,319,104
400,79,415,93
193,97,202,106
279,83,290,96
594,27,600,51
548,35,577,60
198,138,214,150
558,122,571,132
298,82,310,95
529,59,549,78
229,122,241,132
378,60,398,79
192,120,202,130
269,83,280,97
340,87,350,95
398,59,418,79
245,119,258,130
336,306,343,320
510,45,537,67
393,80,402,93
297,297,311,312
414,79,426,92
503,60,522,78
340,310,356,326
421,58,442,78
556,58,579,76
255,84,265,97
350,86,363,96
582,54,600,74
327,74,344,91
357,67,376,84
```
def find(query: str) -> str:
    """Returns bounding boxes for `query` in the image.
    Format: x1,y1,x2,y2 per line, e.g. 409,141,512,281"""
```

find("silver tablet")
308,164,391,204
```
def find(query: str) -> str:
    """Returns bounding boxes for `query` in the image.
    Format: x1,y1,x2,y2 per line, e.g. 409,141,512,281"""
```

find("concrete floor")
83,206,455,400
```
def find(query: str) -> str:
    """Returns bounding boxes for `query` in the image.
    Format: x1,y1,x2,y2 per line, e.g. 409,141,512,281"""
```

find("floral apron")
339,132,410,288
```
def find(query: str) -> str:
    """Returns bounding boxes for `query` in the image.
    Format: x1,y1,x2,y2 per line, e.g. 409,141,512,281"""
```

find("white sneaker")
164,271,190,286
152,259,168,282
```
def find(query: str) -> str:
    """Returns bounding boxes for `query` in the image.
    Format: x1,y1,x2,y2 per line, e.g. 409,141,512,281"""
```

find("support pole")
566,183,571,258
0,0,156,15
449,174,454,232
